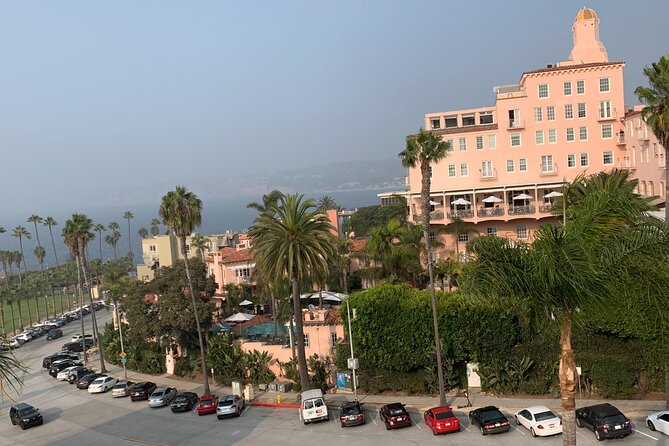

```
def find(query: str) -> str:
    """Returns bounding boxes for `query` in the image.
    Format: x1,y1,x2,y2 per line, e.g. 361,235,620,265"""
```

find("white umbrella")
482,196,502,203
451,198,471,206
225,312,255,322
239,300,254,306
429,200,441,206
301,291,348,301
544,191,564,198
513,193,533,200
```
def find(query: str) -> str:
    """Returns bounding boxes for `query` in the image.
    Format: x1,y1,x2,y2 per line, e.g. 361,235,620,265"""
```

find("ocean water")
1,189,383,271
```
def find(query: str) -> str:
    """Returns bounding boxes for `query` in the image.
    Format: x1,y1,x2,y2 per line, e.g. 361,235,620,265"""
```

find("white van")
299,389,328,424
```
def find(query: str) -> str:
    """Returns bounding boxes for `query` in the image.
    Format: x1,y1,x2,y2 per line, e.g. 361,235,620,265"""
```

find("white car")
646,410,669,435
16,332,32,343
88,376,117,393
56,366,81,381
515,406,562,437
71,334,93,343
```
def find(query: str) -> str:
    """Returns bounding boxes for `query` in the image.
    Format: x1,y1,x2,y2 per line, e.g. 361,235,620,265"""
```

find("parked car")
16,332,33,343
111,381,134,398
40,323,58,332
469,406,510,436
46,328,63,340
76,373,104,389
28,327,45,337
130,382,157,401
48,359,83,377
64,312,80,322
300,389,328,424
62,339,94,353
217,395,245,419
339,401,365,427
9,403,43,430
424,406,461,435
0,342,9,351
43,352,79,368
515,406,562,437
576,403,632,441
170,392,199,412
379,403,412,430
646,410,669,435
88,376,118,393
197,394,218,416
56,366,82,381
71,334,94,343
148,387,178,408
67,367,93,384
9,337,22,349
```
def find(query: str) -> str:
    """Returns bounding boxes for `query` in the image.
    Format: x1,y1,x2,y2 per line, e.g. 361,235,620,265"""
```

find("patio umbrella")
429,200,441,206
225,312,255,322
544,191,563,198
513,193,533,200
239,300,254,306
482,196,503,203
451,198,471,206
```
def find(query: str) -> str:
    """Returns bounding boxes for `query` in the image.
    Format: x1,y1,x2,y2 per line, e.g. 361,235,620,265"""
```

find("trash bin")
232,380,243,397
244,384,254,401
269,382,278,391
278,382,293,392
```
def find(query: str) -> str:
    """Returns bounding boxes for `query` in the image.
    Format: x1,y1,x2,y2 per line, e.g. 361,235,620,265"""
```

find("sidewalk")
92,353,666,417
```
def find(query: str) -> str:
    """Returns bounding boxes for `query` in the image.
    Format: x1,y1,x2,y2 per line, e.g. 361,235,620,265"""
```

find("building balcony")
508,205,536,216
617,161,636,171
540,164,559,177
597,109,618,121
477,207,505,217
479,168,497,180
447,209,474,219
616,134,626,145
507,119,525,129
412,211,445,223
538,204,556,213
638,131,651,141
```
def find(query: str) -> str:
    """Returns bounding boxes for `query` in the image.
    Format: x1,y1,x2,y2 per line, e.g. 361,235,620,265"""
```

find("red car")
379,403,412,430
197,394,218,416
424,406,461,435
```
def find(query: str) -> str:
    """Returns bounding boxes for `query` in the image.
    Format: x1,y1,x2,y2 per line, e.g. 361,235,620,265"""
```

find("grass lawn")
2,293,80,335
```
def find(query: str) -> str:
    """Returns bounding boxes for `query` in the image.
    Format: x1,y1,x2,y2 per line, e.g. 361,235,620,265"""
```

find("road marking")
240,406,249,416
371,417,377,426
512,425,526,435
120,437,167,446
414,422,421,429
634,429,658,441
231,429,240,436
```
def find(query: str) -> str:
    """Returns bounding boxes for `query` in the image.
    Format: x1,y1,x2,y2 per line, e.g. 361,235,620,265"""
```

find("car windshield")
201,399,212,405
113,383,126,389
174,396,187,402
153,390,165,397
18,408,34,416
342,405,361,416
535,411,557,422
219,399,234,406
389,407,406,416
92,379,104,384
435,411,455,420
603,414,627,424
480,410,503,422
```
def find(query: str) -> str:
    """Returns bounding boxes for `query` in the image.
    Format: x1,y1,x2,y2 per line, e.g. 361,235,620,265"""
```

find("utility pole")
115,301,127,380
346,301,358,401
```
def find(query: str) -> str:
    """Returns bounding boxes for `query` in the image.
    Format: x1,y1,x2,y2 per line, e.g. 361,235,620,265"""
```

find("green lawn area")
2,294,79,335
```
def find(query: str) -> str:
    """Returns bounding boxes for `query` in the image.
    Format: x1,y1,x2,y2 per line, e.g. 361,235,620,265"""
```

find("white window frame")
563,81,572,96
448,164,456,178
488,134,497,149
517,225,528,240
486,227,498,236
578,102,586,118
580,152,589,167
460,163,469,177
599,101,612,119
576,80,585,95
457,233,469,243
511,132,521,147
567,154,576,168
566,128,575,142
548,128,557,144
304,334,310,348
535,130,544,145
519,158,527,172
565,104,573,119
459,137,467,151
601,124,612,139
547,106,556,121
599,77,610,93
538,84,549,99
603,151,614,165
446,138,454,152
481,160,494,178
476,135,484,150
506,159,515,173
330,332,338,347
541,155,554,173
579,126,588,141
534,107,543,122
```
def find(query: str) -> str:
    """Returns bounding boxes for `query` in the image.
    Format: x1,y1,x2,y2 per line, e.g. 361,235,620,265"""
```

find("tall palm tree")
0,228,5,330
123,211,134,260
399,127,450,406
63,218,87,364
138,227,148,239
246,190,284,214
460,170,668,446
28,215,49,320
190,234,209,259
317,195,338,211
159,186,211,394
150,218,161,237
635,55,669,409
12,226,35,324
12,251,31,328
43,217,60,267
249,193,337,390
94,224,106,262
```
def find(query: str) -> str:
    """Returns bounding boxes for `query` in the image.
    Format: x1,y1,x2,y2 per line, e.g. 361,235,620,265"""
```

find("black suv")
9,403,43,430
48,359,82,377
42,352,79,369
576,403,632,441
130,382,157,401
62,339,95,353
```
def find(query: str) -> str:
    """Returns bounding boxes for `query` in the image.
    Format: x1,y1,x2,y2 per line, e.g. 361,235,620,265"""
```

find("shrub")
586,359,636,399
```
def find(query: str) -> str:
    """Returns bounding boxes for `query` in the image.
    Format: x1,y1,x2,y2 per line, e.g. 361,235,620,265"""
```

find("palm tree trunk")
75,255,88,365
9,299,16,334
181,237,211,395
421,163,447,406
16,298,24,331
288,299,296,360
80,243,106,373
291,273,310,390
48,226,59,266
559,311,577,446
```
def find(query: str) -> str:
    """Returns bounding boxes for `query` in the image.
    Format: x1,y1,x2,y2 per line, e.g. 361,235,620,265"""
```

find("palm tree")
0,228,5,330
43,217,60,267
63,217,87,365
317,195,338,211
460,170,668,446
138,227,148,239
399,127,450,406
246,190,284,214
190,233,209,259
123,211,134,260
159,186,211,395
28,215,49,319
94,224,106,261
12,251,31,328
249,193,337,390
12,226,35,324
635,55,669,409
150,218,161,237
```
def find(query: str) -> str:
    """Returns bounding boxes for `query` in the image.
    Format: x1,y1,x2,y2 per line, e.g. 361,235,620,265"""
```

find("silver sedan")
148,387,177,408
216,395,245,419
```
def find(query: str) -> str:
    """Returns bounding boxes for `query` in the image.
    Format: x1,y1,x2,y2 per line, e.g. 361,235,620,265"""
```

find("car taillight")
537,424,544,429
484,424,495,429
501,421,509,426
601,423,609,429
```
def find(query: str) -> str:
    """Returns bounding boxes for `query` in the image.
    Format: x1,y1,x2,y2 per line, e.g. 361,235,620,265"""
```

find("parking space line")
634,429,658,441
512,425,526,435
371,417,377,426
240,406,249,416
414,422,421,429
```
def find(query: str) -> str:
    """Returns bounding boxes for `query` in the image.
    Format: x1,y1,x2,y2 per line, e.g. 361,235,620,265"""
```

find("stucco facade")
205,246,255,295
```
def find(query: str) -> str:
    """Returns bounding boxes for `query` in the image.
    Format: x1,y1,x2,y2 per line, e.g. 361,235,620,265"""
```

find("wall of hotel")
625,111,666,198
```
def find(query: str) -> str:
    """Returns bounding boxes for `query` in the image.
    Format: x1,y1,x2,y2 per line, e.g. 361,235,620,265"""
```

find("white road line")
240,406,249,416
414,422,421,429
634,429,659,441
512,425,526,436
371,417,377,426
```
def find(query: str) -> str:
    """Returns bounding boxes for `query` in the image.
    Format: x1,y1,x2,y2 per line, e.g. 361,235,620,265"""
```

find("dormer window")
444,116,458,128
430,118,441,129
462,114,475,126
479,111,493,124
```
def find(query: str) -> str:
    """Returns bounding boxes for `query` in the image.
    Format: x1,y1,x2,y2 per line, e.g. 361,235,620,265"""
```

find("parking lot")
1,312,668,446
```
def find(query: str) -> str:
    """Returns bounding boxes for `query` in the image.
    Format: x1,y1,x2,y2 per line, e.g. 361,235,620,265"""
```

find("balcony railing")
538,204,555,213
508,119,525,129
448,209,474,219
598,108,618,121
540,163,559,176
412,211,445,222
508,205,536,216
477,207,505,217
479,168,497,180
616,134,626,145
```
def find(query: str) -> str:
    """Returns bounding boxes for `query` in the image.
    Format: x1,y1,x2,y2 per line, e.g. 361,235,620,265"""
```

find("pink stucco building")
382,7,663,259
206,244,255,296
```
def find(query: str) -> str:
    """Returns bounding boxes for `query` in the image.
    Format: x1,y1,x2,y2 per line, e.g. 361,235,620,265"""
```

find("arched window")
648,181,655,197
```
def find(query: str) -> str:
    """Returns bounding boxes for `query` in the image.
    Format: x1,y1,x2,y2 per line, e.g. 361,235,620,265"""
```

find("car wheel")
480,426,487,436
39,420,43,426
20,422,26,430
217,416,222,420
386,422,391,430
10,418,16,425
576,417,583,428
648,421,656,431
432,428,438,436
595,429,603,441
531,427,536,437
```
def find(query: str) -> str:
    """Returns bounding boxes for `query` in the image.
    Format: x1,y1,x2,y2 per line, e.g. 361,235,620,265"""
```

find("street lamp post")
346,301,358,401
114,302,127,380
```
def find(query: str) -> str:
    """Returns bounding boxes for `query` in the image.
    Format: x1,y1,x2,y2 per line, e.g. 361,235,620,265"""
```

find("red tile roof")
522,61,624,76
348,238,369,253
433,123,498,135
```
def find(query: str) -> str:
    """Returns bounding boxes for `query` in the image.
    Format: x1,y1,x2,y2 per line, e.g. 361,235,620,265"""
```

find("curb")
250,402,301,409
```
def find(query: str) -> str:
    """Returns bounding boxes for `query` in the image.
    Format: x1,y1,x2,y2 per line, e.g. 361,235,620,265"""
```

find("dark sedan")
76,373,104,389
576,403,632,441
379,403,412,430
130,381,157,401
48,359,82,377
469,406,510,436
340,401,365,427
171,392,199,412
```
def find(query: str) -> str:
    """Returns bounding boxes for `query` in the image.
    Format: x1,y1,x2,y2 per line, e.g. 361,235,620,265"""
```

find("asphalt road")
1,311,668,446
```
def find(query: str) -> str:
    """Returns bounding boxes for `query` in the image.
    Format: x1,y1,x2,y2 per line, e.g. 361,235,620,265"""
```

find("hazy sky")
1,0,668,215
